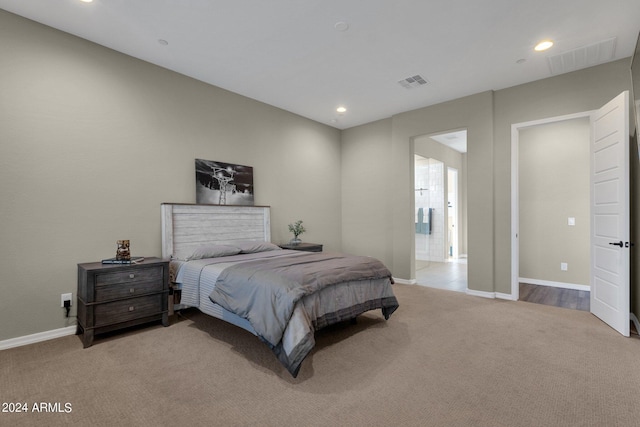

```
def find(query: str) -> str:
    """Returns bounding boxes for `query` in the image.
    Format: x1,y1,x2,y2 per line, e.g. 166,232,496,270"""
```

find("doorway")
447,167,459,259
414,130,468,292
512,92,631,337
511,112,592,304
414,155,444,264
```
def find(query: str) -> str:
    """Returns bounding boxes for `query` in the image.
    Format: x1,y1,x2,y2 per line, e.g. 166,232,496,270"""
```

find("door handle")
609,241,623,247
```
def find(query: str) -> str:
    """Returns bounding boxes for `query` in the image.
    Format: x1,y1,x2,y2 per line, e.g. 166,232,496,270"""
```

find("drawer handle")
129,306,135,312
129,288,135,294
129,273,135,279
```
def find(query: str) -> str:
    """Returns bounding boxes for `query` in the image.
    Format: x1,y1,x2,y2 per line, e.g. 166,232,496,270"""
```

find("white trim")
0,326,77,351
510,111,595,301
496,292,516,301
511,123,520,301
519,277,590,292
393,277,417,285
465,290,518,300
631,313,640,335
465,289,496,299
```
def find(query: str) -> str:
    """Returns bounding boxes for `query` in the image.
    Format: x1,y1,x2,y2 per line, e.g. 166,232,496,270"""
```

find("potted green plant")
288,220,306,245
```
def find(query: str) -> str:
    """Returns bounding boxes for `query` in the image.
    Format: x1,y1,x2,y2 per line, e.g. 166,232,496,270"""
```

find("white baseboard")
465,289,496,299
463,290,516,300
496,292,516,301
519,277,589,292
393,277,417,285
0,326,77,351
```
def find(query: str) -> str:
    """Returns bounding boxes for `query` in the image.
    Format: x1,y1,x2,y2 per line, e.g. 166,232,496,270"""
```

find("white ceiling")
430,130,468,153
1,0,639,130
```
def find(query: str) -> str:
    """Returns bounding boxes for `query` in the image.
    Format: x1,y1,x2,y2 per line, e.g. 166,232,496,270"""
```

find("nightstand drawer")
95,267,163,286
94,294,163,327
95,280,164,302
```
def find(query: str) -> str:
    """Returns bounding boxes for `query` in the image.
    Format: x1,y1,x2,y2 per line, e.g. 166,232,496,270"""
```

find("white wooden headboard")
161,203,271,259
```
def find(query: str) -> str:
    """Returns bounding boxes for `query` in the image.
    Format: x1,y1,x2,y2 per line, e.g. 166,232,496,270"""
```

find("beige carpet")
3,284,640,426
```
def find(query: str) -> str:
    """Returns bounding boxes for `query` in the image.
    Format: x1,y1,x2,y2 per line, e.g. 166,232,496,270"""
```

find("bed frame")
161,203,271,260
160,203,398,376
161,203,274,333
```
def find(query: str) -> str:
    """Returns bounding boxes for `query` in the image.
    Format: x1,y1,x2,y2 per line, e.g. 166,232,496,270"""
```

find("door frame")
447,166,459,259
510,111,595,299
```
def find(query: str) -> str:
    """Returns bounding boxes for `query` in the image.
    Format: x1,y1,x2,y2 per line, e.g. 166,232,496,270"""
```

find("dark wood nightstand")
279,242,323,252
77,257,169,348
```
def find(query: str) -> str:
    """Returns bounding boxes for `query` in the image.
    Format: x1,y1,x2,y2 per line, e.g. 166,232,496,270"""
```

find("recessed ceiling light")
534,40,554,52
80,0,93,3
336,106,347,113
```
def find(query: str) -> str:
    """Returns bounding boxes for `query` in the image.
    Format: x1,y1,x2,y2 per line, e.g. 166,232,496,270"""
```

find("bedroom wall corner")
340,118,394,268
340,92,495,288
0,10,341,342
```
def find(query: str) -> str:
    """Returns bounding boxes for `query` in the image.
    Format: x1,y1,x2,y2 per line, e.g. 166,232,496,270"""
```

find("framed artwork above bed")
195,158,254,205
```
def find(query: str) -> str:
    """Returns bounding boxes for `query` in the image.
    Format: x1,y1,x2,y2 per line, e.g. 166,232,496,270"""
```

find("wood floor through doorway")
519,282,589,311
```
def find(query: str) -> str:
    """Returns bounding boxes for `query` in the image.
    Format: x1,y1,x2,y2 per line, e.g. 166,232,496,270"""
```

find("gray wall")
492,58,633,296
518,118,590,286
2,8,638,343
0,10,342,341
341,58,635,302
340,118,393,264
343,92,495,292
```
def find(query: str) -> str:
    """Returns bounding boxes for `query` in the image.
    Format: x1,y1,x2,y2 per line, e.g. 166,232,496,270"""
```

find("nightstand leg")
162,312,169,327
82,330,94,348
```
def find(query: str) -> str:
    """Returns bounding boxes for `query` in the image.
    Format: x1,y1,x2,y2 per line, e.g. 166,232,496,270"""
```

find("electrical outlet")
561,263,568,271
61,293,72,307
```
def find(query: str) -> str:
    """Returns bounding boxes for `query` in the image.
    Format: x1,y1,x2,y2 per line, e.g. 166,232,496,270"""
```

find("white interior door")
590,91,630,337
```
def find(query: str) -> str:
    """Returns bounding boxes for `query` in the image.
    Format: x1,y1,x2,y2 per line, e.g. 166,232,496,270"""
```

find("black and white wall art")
195,159,254,205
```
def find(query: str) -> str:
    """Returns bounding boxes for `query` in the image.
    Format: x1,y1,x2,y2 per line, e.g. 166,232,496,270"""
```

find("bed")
161,203,399,377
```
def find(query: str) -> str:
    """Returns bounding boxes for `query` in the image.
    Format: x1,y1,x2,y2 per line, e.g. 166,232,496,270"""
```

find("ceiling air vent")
547,37,616,75
398,74,429,89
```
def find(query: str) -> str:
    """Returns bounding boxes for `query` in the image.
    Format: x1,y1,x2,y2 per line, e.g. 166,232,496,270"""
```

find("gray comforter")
209,252,398,376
